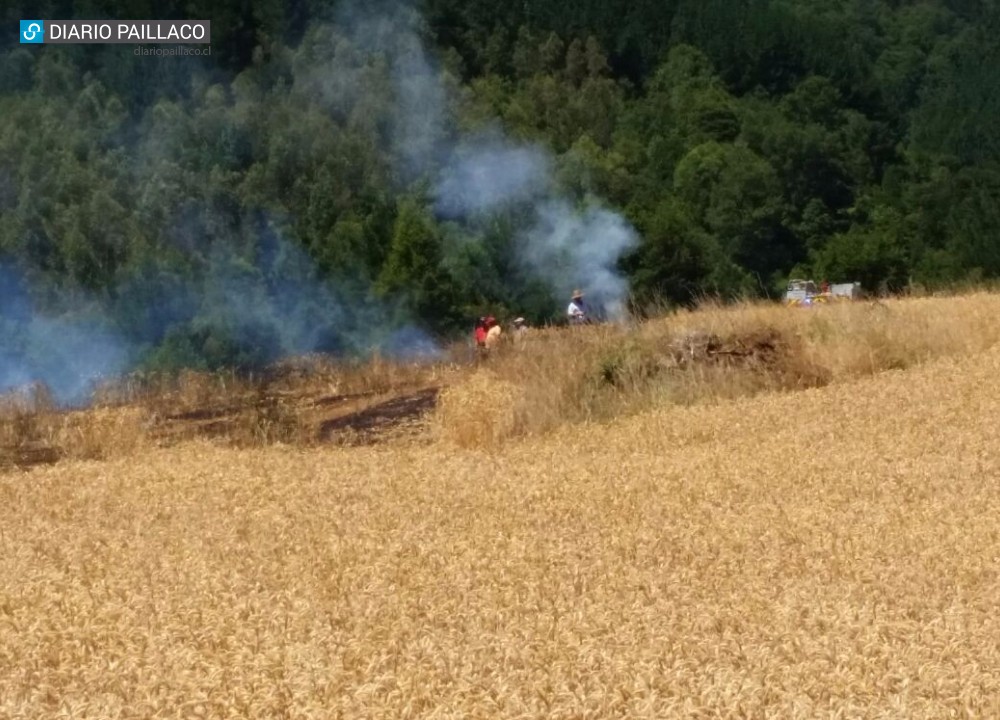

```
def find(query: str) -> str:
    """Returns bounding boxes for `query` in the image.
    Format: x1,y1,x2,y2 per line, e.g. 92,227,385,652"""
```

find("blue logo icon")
20,20,44,43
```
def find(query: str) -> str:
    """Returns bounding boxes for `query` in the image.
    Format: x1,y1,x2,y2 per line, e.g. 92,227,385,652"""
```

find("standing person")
485,316,503,350
474,317,487,349
511,317,529,349
567,289,587,325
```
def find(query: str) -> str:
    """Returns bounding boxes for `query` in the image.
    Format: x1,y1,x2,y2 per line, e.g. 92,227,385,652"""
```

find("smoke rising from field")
0,220,442,405
333,0,640,319
0,264,129,406
189,226,444,365
0,0,638,406
433,134,639,318
434,133,552,218
328,1,450,181
520,202,639,319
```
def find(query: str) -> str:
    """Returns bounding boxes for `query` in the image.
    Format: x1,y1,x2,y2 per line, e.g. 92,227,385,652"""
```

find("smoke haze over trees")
2,0,999,397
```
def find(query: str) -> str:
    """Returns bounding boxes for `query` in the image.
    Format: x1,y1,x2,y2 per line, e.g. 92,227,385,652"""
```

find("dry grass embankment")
3,291,1000,466
2,329,1000,717
437,292,1000,447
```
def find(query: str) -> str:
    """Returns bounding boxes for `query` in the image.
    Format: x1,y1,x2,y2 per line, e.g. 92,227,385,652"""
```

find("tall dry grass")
3,338,1000,717
0,393,149,466
4,292,1000,462
664,292,1000,376
436,292,1000,447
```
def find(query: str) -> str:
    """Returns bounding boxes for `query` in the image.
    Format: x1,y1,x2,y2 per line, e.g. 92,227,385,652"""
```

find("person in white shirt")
511,317,529,348
567,289,587,325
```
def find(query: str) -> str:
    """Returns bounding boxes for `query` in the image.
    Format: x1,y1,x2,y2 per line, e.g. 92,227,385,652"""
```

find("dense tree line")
1,0,999,375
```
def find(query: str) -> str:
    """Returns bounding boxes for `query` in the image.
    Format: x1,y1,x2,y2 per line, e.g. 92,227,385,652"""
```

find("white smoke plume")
330,0,640,319
0,264,129,405
1,0,639,406
329,1,451,181
434,131,553,218
520,201,639,320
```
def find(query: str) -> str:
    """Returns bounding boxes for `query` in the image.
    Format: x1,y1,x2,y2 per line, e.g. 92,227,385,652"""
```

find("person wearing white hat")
511,317,529,348
567,289,587,325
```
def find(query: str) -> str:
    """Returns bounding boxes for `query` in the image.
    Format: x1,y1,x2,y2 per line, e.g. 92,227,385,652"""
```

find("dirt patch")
667,328,830,388
319,388,440,445
143,386,441,449
0,443,62,472
668,328,779,365
164,404,250,422
311,391,378,408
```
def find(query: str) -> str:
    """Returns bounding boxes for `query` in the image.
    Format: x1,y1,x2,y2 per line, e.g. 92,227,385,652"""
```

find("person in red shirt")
474,317,487,348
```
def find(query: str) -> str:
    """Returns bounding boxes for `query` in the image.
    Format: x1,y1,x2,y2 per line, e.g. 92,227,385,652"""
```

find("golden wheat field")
3,297,1000,718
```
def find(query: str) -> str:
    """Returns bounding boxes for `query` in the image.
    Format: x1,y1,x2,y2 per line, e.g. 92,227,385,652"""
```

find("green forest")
2,0,999,394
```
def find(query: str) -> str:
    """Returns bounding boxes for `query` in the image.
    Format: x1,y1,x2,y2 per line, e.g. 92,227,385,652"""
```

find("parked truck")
784,279,862,307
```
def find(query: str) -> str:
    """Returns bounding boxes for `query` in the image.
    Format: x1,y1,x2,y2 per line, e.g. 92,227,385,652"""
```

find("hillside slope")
2,343,1000,717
